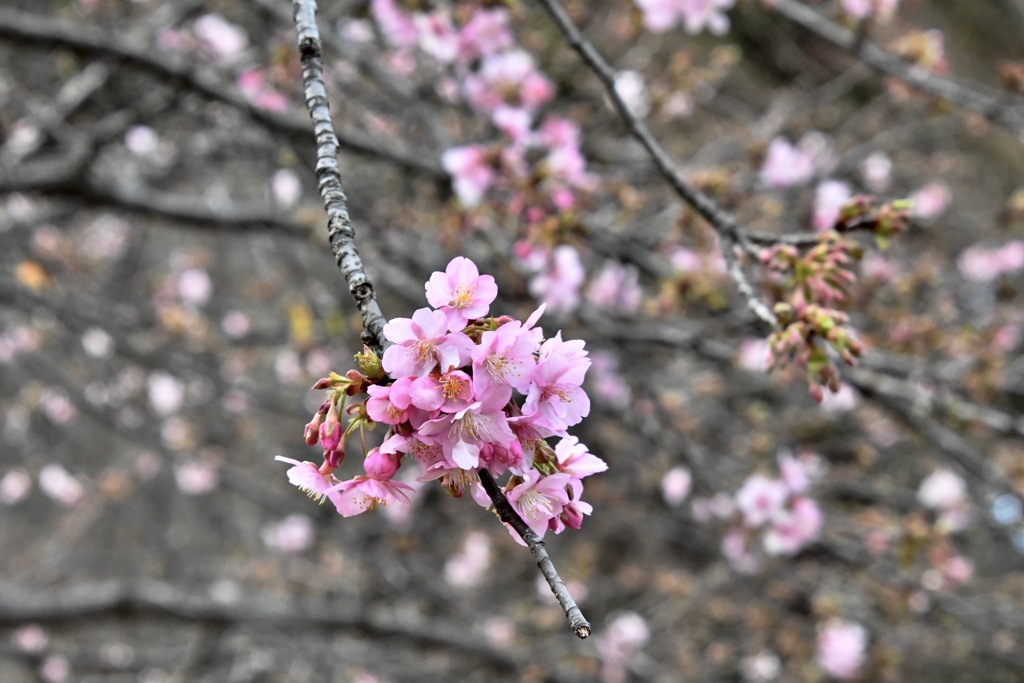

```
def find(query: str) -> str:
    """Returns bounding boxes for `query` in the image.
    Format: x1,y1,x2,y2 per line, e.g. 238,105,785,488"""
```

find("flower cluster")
761,232,866,401
278,257,605,538
694,452,824,572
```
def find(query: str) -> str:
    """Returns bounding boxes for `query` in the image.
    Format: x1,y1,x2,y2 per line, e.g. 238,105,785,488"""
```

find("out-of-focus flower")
661,466,692,506
444,530,492,588
735,474,788,527
910,182,950,220
0,468,32,505
148,372,185,416
38,464,84,507
193,13,248,60
813,180,853,232
262,514,315,553
13,624,48,652
816,619,868,680
529,245,585,315
635,0,735,35
741,650,782,682
442,145,494,208
917,468,966,510
598,611,650,683
81,327,114,358
860,152,892,192
174,460,219,495
586,260,642,312
176,268,212,306
125,125,159,156
272,169,302,207
40,654,70,683
958,241,1024,282
613,70,650,118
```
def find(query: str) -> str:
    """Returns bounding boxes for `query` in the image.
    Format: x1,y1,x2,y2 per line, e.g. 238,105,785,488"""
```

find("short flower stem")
477,469,591,639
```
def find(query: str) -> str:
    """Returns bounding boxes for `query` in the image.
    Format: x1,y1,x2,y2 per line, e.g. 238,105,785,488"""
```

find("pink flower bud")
320,420,342,452
364,448,400,481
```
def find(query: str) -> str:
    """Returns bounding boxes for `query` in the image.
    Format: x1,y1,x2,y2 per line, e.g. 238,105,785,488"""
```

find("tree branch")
477,469,591,639
533,0,778,329
768,0,1024,142
290,0,590,638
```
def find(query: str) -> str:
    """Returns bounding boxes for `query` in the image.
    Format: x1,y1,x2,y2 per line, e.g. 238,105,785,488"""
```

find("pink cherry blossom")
414,11,459,64
381,307,474,378
442,145,494,208
409,369,474,413
613,70,650,118
366,376,415,424
125,125,159,156
13,624,48,653
554,435,608,479
276,456,341,505
328,475,415,516
506,469,572,536
522,332,591,433
418,384,517,469
735,474,788,527
471,305,544,397
425,256,499,331
816,619,868,680
528,245,586,315
174,460,220,495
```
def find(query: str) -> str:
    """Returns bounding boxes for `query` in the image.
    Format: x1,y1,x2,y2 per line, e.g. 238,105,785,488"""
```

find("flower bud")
320,420,342,453
364,448,399,481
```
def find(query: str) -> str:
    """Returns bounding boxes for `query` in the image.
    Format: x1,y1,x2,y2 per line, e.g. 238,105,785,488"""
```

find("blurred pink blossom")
958,241,1024,282
819,382,859,412
414,11,459,64
661,466,692,506
220,310,251,338
741,650,781,682
588,351,632,408
0,468,32,505
813,180,852,232
586,260,642,312
148,372,184,416
613,70,650,118
40,654,70,683
262,514,315,553
598,611,650,683
917,468,966,510
444,530,492,588
38,464,84,506
371,0,418,48
193,14,248,60
816,619,868,680
860,151,892,191
763,497,823,555
910,182,950,220
635,0,735,35
529,245,585,315
458,9,513,61
13,624,48,653
735,474,788,527
176,268,212,306
737,338,770,372
760,136,816,188
174,460,220,495
125,125,159,156
442,145,494,208
272,169,302,207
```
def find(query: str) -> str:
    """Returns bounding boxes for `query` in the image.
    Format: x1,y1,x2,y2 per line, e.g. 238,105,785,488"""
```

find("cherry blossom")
425,256,498,331
816,619,868,680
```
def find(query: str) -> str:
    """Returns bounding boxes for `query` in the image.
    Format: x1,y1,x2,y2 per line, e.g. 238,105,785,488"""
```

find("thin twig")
768,0,1024,142
290,0,590,638
533,0,778,329
477,469,592,639
292,0,389,354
